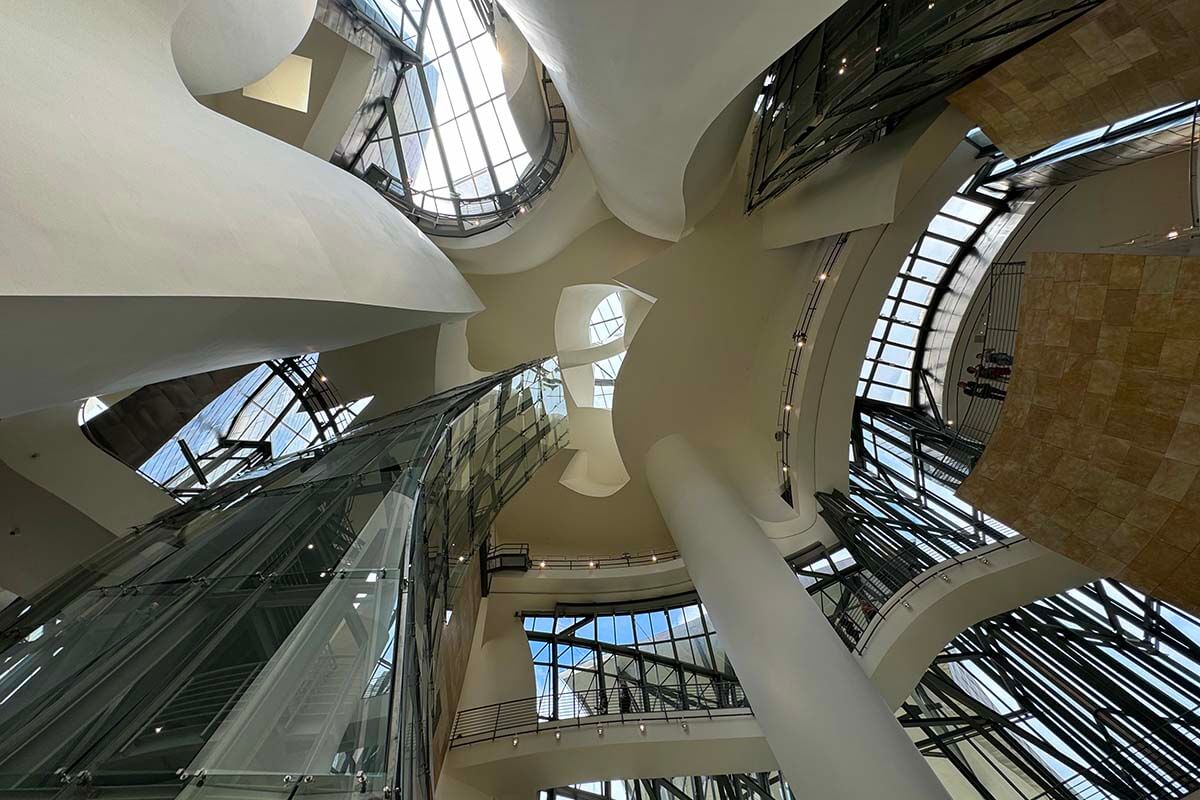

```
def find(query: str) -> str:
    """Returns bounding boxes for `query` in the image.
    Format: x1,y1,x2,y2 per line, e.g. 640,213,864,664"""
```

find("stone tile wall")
948,0,1200,158
957,252,1200,613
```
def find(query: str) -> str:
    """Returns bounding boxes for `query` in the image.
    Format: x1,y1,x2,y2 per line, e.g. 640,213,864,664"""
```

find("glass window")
589,293,626,345
856,183,1005,404
593,352,625,409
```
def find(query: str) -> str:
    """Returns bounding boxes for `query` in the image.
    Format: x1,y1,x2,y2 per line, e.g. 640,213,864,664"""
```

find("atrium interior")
4,1,1200,799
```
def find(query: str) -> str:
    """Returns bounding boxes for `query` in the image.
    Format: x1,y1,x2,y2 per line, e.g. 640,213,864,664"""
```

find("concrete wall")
0,460,118,597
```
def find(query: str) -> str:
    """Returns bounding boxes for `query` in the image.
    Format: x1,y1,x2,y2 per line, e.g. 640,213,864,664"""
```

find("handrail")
777,233,849,500
450,681,750,748
486,544,681,573
1027,702,1200,800
365,70,571,238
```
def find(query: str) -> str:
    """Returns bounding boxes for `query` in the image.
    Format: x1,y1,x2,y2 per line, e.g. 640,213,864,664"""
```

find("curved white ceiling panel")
173,0,318,95
500,0,846,241
0,0,481,416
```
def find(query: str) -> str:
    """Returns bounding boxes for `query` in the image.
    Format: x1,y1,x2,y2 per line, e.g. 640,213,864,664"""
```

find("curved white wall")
858,539,1098,710
500,0,845,241
0,0,481,416
173,0,317,95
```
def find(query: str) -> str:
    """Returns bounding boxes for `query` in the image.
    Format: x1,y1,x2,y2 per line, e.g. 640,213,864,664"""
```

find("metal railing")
937,260,1025,452
450,681,750,748
486,544,681,573
365,69,571,238
777,233,848,499
1028,703,1200,800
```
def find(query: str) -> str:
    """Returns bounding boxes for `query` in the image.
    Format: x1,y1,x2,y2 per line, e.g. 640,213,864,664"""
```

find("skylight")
588,292,625,345
351,0,569,236
857,182,1002,406
592,352,625,410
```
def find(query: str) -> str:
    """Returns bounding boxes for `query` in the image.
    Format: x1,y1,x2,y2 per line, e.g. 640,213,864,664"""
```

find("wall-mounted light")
555,730,561,741
639,723,646,734
512,737,519,748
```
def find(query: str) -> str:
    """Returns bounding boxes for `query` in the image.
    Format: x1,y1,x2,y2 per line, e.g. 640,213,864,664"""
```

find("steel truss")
812,401,1200,798
746,0,1103,212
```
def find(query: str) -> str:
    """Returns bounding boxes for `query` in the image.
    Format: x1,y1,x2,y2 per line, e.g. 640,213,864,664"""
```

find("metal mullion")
431,0,500,193
413,48,461,225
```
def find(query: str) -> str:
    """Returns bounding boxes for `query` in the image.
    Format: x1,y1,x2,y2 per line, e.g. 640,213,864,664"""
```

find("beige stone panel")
959,252,1200,614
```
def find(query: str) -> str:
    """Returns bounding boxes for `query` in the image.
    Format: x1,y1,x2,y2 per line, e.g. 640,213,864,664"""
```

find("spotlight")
512,737,519,748
555,730,561,741
639,723,646,734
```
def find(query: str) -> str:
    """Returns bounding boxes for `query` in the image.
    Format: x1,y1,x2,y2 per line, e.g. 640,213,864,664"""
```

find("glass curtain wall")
0,359,567,800
542,773,795,800
522,598,740,722
809,401,1200,799
135,356,371,499
350,0,569,236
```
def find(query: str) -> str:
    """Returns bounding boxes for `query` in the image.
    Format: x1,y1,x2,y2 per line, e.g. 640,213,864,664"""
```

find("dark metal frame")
347,0,571,237
745,0,1104,212
485,544,681,574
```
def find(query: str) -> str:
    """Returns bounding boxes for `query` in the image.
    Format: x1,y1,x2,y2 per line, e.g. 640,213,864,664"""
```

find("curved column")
646,434,949,800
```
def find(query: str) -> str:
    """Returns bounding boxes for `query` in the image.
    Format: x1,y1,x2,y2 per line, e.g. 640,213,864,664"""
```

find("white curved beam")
500,0,845,241
0,1,481,416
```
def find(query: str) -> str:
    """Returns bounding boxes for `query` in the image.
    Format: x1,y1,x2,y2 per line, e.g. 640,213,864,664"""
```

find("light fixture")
154,726,163,734
597,727,604,736
651,554,658,563
639,723,646,734
512,737,519,748
875,46,881,52
589,561,596,569
319,571,327,578
838,67,845,75
784,404,792,412
539,561,547,569
818,272,828,281
1168,229,1180,240
681,721,689,732
782,465,789,473
320,376,328,383
555,730,561,741
458,555,465,563
307,544,314,550
947,420,955,426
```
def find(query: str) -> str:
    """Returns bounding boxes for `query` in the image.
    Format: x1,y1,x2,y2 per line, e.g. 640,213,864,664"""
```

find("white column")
646,434,949,800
